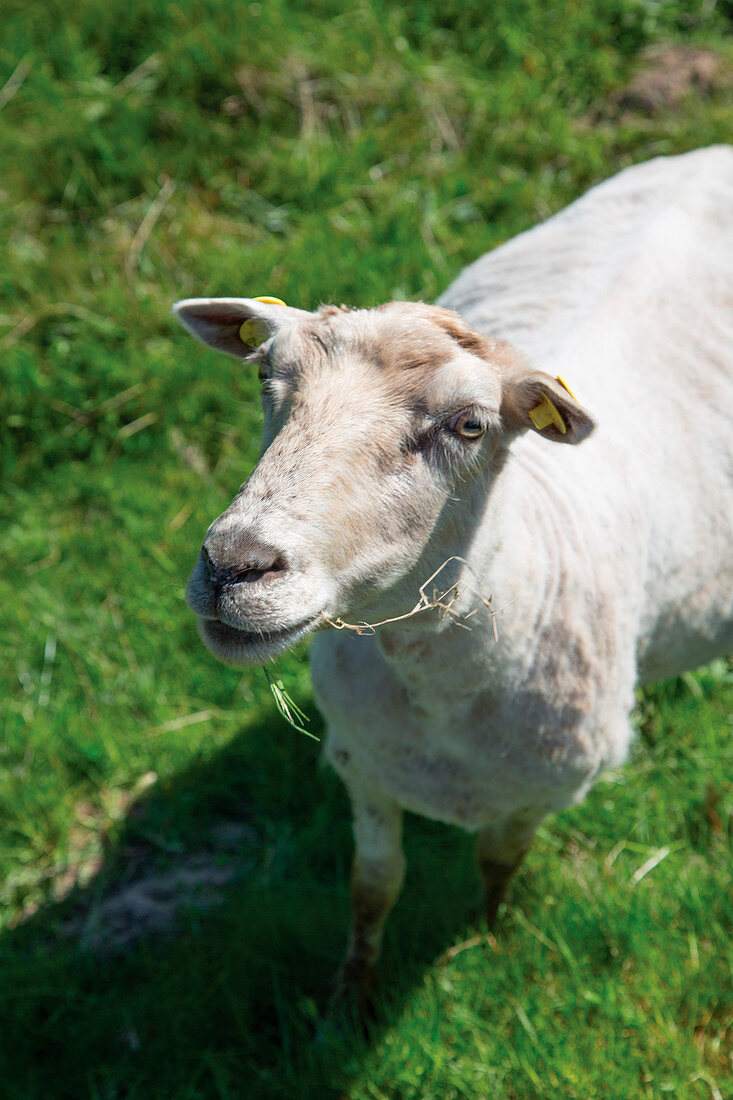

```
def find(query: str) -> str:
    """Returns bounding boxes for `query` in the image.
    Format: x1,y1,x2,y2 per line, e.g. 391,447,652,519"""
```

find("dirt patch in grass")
613,44,726,114
7,776,259,953
63,800,259,952
63,845,252,952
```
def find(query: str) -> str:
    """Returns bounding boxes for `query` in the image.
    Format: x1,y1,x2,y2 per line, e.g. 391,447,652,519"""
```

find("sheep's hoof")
480,858,520,929
327,956,379,1033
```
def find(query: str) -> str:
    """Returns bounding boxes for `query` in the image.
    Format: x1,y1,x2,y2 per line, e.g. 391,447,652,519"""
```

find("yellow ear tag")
556,375,577,400
528,376,579,434
529,393,567,434
239,297,287,346
238,318,267,347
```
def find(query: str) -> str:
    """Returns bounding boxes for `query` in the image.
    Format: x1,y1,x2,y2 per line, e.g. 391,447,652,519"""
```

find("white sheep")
174,145,733,1012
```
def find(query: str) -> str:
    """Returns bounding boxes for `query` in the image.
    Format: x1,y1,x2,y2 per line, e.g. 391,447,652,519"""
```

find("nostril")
201,545,215,579
229,555,286,585
201,541,288,589
230,550,286,585
201,545,225,591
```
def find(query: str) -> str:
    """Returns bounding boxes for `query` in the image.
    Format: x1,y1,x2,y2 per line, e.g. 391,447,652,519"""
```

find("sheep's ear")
172,297,311,358
501,370,596,445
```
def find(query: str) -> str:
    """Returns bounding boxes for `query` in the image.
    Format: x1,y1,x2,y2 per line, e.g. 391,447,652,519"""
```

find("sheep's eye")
257,359,269,383
449,411,485,440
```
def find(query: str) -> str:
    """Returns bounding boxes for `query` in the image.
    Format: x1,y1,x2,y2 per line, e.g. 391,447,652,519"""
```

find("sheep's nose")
202,535,288,589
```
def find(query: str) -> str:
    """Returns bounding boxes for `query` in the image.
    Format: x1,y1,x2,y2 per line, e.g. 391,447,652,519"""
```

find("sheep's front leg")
333,783,405,1018
476,810,544,928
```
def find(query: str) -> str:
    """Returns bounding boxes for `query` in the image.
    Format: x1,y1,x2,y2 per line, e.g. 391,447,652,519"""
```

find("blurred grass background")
1,1,732,1097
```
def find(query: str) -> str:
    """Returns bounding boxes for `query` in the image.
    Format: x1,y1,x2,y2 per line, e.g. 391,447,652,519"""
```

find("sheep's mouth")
198,613,322,665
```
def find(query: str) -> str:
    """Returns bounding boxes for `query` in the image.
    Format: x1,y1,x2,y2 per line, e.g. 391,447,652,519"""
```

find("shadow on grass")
0,701,481,1100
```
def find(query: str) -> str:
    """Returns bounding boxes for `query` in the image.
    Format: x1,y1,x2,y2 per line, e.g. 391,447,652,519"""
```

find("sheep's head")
174,297,595,665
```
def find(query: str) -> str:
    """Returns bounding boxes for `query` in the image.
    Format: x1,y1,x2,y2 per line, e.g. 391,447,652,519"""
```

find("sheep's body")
314,146,733,843
175,146,733,1007
442,145,733,687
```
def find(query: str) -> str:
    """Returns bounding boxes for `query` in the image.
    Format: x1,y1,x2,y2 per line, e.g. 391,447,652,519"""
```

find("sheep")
173,145,733,1012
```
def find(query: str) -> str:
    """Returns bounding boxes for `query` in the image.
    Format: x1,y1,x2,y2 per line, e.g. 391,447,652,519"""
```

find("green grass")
1,1,732,1096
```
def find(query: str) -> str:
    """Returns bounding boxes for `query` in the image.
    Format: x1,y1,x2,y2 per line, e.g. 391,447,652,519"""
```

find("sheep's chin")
197,614,320,665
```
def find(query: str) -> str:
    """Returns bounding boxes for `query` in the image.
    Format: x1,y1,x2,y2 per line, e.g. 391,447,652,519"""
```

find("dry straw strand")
322,556,516,639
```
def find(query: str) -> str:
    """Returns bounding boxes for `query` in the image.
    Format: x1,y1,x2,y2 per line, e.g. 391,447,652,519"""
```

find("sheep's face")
175,299,593,665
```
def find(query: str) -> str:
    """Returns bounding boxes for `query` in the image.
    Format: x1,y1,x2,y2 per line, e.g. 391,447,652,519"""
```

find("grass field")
2,1,732,1096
